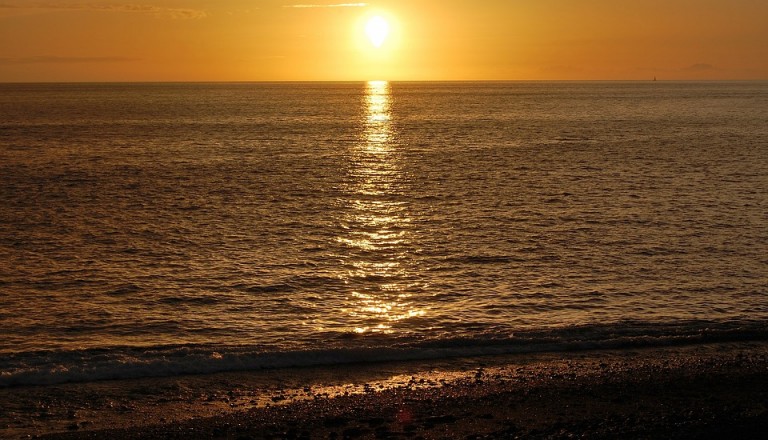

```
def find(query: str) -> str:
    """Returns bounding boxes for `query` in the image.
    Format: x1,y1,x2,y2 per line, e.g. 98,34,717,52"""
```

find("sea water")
1,81,767,387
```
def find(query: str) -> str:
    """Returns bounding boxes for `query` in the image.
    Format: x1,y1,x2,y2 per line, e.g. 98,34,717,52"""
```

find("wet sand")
5,342,767,439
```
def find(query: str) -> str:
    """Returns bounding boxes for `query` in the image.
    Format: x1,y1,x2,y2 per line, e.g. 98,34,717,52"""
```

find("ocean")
1,81,767,388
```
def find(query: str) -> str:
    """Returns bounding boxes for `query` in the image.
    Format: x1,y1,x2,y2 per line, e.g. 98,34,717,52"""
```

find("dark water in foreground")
1,81,767,386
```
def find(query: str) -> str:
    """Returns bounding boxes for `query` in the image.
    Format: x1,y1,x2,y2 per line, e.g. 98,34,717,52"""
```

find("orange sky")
1,0,767,82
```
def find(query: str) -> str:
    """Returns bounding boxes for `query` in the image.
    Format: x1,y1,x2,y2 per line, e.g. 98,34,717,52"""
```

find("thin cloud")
0,55,139,64
284,3,367,8
0,2,206,19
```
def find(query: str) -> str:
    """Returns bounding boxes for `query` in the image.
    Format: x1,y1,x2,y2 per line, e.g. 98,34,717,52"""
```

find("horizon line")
2,78,767,85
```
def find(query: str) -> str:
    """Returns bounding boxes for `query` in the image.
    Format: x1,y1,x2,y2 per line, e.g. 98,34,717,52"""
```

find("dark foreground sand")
5,342,767,439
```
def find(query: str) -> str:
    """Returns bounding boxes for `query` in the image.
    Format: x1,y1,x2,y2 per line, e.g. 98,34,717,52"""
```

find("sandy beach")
1,341,764,439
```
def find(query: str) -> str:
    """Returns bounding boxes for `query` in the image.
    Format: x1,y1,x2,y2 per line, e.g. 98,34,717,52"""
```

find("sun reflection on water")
337,81,425,334
363,80,393,151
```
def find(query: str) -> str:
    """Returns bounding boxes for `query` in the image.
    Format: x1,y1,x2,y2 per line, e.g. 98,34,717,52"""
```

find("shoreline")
3,341,767,439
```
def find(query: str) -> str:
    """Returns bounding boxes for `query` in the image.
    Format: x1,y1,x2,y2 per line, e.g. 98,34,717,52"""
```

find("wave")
2,319,767,388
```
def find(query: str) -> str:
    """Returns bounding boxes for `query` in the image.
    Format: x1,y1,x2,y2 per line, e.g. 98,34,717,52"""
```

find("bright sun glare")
365,16,390,48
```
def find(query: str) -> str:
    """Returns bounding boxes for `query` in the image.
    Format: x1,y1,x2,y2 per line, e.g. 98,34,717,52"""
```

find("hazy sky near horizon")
1,0,767,82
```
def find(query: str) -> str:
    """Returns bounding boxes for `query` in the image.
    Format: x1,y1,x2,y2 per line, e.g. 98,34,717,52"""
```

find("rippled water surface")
1,81,767,385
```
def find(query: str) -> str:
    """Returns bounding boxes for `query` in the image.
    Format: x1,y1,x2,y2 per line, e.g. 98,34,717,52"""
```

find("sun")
365,16,390,48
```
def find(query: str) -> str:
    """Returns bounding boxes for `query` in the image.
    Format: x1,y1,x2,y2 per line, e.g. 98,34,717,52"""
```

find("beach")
1,341,764,439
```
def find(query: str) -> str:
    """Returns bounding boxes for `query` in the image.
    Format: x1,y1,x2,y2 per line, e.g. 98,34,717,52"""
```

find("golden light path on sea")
338,81,425,334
